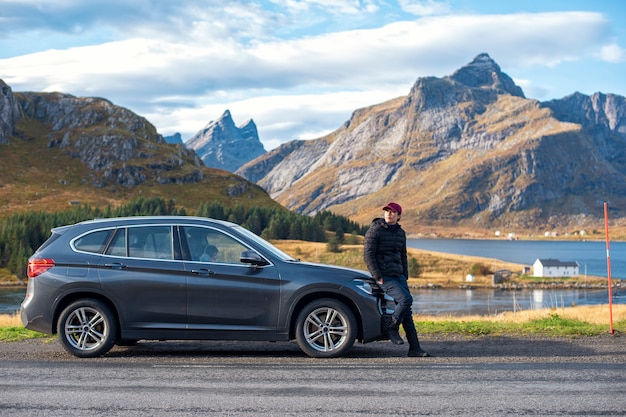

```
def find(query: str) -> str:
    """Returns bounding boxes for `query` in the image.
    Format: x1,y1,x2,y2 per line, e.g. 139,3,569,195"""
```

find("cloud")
7,11,612,87
0,0,379,47
0,5,623,149
399,0,451,16
598,43,626,63
269,0,377,15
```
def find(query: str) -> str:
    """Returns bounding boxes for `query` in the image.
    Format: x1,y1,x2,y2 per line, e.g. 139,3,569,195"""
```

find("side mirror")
240,250,270,267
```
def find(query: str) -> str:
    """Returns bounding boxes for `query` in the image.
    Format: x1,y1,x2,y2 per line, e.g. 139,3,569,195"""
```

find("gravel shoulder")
1,333,624,364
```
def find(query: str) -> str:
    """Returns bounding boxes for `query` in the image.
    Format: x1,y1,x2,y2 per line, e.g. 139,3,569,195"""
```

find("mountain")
0,79,21,145
0,81,277,215
185,110,266,172
164,132,183,144
236,53,626,231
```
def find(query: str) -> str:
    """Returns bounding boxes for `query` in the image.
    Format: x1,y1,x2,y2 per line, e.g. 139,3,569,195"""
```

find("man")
363,202,429,357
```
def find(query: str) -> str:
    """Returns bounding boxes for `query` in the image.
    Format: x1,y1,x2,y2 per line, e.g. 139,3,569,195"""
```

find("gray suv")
21,216,393,358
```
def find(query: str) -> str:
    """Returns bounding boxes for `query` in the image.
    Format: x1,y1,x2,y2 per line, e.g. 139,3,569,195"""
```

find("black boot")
404,319,429,357
408,346,430,357
386,319,404,345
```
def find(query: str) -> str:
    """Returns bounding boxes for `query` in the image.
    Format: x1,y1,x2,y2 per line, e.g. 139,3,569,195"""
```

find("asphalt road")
1,334,625,416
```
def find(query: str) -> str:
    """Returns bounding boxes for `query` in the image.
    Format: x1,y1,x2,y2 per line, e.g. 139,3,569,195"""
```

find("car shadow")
107,340,306,359
399,335,606,359
102,334,619,360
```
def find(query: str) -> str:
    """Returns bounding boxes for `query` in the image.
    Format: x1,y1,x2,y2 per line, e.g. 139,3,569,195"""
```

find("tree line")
0,197,367,278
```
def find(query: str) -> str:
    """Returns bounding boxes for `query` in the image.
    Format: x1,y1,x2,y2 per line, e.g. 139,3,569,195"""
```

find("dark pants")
382,276,420,347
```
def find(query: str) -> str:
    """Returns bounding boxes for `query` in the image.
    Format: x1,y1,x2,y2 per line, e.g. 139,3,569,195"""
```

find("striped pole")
604,202,614,334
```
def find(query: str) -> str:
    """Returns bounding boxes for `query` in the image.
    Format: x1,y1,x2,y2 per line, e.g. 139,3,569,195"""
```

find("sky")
1,0,625,151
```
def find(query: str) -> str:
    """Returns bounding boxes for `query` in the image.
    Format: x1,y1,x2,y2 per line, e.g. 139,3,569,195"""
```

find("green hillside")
1,114,280,218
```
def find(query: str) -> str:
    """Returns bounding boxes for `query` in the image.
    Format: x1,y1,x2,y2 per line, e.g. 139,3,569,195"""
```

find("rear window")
34,232,63,254
74,229,114,254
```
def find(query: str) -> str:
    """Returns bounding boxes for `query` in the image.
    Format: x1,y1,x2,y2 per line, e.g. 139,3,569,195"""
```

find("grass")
0,313,49,342
415,304,626,337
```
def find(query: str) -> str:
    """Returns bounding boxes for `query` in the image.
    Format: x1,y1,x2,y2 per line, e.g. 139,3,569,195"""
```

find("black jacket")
363,218,408,280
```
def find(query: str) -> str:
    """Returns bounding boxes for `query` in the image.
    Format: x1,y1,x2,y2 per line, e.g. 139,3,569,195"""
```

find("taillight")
27,258,55,278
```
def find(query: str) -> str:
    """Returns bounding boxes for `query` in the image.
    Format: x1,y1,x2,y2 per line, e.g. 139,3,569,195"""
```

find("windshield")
232,225,297,262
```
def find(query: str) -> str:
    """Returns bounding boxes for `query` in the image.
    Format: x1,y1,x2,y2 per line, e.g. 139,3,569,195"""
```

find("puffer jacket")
363,217,408,280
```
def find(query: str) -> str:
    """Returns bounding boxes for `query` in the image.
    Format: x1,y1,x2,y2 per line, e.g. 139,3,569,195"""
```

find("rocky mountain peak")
185,109,266,172
12,90,204,188
543,91,626,133
164,132,183,144
238,55,626,231
0,79,20,144
446,53,525,98
200,109,237,139
239,118,258,139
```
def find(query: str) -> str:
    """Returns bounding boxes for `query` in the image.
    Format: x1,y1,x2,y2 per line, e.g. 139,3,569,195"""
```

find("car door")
181,225,282,333
97,225,187,330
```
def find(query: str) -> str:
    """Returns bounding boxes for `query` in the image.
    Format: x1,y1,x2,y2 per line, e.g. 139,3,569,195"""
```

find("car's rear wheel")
295,298,356,358
57,299,117,358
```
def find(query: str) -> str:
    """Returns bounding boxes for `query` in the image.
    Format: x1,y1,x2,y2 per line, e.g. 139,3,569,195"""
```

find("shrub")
326,237,341,253
470,263,491,276
408,257,421,278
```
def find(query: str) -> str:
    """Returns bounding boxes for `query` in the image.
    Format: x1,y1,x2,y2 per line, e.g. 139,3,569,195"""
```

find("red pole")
604,202,614,334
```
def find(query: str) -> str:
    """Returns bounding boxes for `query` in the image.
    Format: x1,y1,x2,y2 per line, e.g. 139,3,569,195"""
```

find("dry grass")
0,269,24,285
417,304,626,324
0,312,21,327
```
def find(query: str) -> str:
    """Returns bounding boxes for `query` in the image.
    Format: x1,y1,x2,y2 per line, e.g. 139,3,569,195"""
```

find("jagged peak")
185,109,265,172
446,53,525,98
203,109,235,130
466,53,499,70
239,119,259,139
241,118,256,129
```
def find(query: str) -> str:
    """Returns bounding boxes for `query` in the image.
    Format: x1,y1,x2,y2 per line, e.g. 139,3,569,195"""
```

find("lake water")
407,238,625,279
412,288,621,316
0,287,27,315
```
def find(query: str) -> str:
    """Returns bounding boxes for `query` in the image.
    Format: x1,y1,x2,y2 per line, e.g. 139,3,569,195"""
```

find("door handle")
103,263,127,269
191,269,216,276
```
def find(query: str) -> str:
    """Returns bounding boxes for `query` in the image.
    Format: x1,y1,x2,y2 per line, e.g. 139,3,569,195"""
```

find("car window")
182,226,249,264
128,226,173,260
73,229,113,254
232,225,295,261
105,228,126,257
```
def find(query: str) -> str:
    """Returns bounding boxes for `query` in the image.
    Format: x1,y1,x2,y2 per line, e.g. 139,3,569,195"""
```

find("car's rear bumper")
20,305,53,334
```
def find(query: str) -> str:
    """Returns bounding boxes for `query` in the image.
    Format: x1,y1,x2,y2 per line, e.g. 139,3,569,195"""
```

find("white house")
533,259,579,278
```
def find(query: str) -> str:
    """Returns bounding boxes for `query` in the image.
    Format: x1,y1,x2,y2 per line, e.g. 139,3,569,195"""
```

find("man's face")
383,209,399,225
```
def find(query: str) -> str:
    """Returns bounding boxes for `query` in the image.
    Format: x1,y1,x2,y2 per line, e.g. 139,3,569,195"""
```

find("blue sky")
1,0,624,150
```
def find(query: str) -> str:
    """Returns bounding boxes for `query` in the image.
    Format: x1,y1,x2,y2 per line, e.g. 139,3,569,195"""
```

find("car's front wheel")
295,298,356,358
57,299,118,358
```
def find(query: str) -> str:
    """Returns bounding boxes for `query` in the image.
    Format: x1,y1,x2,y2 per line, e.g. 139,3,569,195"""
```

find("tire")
57,299,118,358
295,298,356,358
